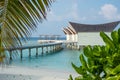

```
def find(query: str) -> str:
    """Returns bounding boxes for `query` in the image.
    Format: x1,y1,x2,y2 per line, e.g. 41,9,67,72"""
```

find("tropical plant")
0,0,54,62
69,29,120,80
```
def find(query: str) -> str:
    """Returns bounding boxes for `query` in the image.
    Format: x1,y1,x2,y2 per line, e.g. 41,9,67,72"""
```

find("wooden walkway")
5,43,63,60
5,40,78,61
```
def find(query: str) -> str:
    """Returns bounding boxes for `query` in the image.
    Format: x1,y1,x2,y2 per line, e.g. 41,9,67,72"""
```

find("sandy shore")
0,66,78,80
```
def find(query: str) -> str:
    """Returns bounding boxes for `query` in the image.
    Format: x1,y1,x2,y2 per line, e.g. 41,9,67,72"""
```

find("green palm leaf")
111,31,119,45
100,32,115,49
0,0,54,62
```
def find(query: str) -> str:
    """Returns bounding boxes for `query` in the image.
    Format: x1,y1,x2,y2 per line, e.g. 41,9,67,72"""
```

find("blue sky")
32,0,120,37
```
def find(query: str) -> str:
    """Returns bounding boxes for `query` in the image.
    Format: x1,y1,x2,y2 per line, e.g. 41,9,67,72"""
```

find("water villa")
63,21,120,48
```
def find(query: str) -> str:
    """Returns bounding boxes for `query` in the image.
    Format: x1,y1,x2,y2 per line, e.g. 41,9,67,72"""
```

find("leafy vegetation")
0,0,54,62
69,29,120,80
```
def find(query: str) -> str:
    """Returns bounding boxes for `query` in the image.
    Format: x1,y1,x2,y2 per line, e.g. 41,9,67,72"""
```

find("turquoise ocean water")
9,37,82,72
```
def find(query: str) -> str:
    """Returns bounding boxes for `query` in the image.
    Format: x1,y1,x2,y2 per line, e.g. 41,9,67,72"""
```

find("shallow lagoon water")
9,39,82,72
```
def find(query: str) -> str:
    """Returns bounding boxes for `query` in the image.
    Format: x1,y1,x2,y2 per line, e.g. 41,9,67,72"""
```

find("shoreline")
0,66,78,80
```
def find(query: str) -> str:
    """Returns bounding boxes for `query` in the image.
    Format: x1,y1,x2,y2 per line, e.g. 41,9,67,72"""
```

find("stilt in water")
29,48,31,57
53,45,55,52
50,46,52,52
36,48,38,57
20,49,22,60
41,47,43,55
9,50,12,60
46,47,48,53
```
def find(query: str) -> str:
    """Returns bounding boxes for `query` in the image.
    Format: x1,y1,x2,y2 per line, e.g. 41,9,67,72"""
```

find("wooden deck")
5,43,62,51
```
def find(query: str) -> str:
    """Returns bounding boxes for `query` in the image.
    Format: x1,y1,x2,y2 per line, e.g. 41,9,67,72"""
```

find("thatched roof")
69,21,120,33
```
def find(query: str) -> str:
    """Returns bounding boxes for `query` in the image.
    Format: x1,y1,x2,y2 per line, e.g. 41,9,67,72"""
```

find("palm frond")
0,0,54,62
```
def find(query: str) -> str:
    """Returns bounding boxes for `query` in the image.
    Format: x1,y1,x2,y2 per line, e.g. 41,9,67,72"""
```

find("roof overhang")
68,27,76,34
63,28,72,35
68,21,120,33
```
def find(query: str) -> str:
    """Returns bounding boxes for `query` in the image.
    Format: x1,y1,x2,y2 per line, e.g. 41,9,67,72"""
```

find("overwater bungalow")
63,21,120,48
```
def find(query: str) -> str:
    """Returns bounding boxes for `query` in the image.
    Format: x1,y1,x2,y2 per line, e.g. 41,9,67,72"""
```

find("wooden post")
56,45,58,50
58,44,59,50
72,43,74,49
46,47,48,53
50,46,52,52
29,48,31,57
71,43,73,49
55,45,57,51
9,50,12,60
53,45,55,52
56,45,57,51
53,45,54,52
58,44,60,50
41,47,43,55
36,48,38,57
54,45,56,51
20,49,22,60
76,43,78,50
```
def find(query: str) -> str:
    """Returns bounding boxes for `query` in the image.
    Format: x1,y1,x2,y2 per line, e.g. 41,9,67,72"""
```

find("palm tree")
0,0,54,62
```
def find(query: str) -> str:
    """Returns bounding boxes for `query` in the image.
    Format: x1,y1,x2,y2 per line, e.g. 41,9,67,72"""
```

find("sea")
8,37,82,72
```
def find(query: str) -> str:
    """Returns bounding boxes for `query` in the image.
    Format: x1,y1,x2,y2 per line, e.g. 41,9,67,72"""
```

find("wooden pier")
5,43,63,60
4,39,79,61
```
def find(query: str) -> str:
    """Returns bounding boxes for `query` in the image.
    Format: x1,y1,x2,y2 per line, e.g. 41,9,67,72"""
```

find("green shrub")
69,29,120,80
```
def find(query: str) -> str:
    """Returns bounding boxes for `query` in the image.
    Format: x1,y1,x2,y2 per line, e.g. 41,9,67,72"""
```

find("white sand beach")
0,66,78,80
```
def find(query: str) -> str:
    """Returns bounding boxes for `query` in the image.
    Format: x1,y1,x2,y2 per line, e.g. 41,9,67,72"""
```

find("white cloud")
47,3,83,22
47,11,63,21
99,4,120,20
66,3,80,20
